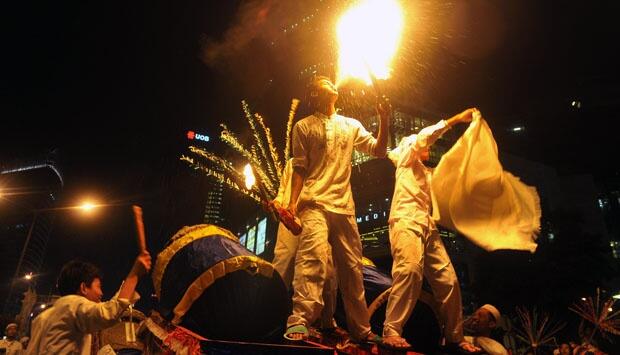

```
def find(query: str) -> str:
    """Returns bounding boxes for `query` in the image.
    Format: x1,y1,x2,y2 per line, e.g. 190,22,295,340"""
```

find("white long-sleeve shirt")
388,120,449,224
0,338,23,354
274,159,293,206
26,295,132,355
292,112,378,215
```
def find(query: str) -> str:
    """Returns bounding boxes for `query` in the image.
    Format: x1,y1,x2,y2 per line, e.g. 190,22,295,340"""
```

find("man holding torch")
283,75,390,343
271,158,342,337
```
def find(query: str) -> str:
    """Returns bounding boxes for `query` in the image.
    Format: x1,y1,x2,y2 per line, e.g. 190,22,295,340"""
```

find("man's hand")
287,203,297,218
130,251,152,278
446,108,479,127
376,95,392,120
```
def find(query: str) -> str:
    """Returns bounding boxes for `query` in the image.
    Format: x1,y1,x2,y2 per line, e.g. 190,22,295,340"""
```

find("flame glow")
243,164,256,190
79,201,96,212
336,0,404,86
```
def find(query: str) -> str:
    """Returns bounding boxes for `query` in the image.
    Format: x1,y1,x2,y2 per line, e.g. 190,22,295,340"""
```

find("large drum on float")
99,308,146,354
334,258,442,354
152,224,291,342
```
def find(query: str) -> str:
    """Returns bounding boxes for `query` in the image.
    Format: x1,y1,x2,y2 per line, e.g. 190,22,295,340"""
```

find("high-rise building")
203,180,225,225
0,152,63,317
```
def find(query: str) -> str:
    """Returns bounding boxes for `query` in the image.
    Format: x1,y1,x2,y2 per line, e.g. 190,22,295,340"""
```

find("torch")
336,0,403,93
243,164,302,236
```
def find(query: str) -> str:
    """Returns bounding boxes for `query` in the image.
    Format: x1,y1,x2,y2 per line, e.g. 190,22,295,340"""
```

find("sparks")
336,0,404,86
243,164,256,190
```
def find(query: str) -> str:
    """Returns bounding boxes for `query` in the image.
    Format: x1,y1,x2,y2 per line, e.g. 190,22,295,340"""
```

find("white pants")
383,218,464,343
272,222,337,328
286,207,371,340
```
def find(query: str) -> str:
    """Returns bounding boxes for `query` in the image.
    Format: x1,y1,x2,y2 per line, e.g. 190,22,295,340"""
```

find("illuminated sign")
256,218,267,255
247,226,256,253
187,131,210,142
356,211,388,224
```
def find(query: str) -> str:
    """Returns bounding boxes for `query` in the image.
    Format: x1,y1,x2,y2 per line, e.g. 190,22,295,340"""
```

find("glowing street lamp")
78,201,97,213
11,198,102,293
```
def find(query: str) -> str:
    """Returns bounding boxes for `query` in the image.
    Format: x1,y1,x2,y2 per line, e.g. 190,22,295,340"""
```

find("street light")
4,197,148,326
79,201,96,212
5,199,103,314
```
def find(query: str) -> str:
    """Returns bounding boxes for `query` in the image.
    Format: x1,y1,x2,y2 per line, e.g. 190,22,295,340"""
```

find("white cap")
480,304,501,322
5,323,18,331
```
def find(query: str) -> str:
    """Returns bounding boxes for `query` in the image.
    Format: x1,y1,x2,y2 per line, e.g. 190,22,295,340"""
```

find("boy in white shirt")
27,252,151,355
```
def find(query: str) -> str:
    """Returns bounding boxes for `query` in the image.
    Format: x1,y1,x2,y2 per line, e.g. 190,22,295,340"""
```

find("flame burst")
336,0,404,86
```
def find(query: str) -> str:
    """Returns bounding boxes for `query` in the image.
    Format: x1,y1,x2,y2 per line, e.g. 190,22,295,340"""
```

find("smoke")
201,0,298,67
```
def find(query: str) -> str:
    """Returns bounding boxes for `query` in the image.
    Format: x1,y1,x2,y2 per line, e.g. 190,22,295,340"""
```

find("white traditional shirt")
0,338,23,354
26,295,132,355
274,158,293,206
292,112,378,215
388,120,449,224
464,335,509,355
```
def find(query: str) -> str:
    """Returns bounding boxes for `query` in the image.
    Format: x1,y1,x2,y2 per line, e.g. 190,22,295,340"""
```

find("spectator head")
5,323,18,338
57,259,103,302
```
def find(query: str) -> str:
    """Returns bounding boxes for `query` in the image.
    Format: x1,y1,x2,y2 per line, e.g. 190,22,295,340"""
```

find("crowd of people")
1,75,611,355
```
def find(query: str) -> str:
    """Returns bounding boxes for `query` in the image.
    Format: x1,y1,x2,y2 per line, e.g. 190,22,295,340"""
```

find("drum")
99,308,146,353
152,224,290,342
335,258,442,354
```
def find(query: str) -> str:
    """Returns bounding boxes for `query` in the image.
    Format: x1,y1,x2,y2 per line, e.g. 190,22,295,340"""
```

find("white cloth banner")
431,115,540,252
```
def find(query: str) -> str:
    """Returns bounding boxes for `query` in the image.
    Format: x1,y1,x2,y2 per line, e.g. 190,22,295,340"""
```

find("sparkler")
570,288,620,342
513,307,565,354
181,99,302,235
283,99,300,163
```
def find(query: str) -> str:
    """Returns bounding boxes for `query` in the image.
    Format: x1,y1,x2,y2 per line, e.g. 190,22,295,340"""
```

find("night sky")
2,1,619,302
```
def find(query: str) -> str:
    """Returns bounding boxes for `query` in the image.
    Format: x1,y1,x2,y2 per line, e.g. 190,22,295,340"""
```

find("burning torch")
336,0,402,144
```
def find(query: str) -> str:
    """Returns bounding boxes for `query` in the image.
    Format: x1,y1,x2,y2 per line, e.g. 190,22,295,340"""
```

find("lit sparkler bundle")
181,99,302,236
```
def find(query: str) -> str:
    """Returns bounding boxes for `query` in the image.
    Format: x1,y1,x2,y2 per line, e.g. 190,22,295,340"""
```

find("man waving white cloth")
431,111,540,253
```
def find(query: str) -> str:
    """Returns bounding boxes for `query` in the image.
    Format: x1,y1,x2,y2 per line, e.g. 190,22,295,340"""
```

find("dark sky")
2,1,620,301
